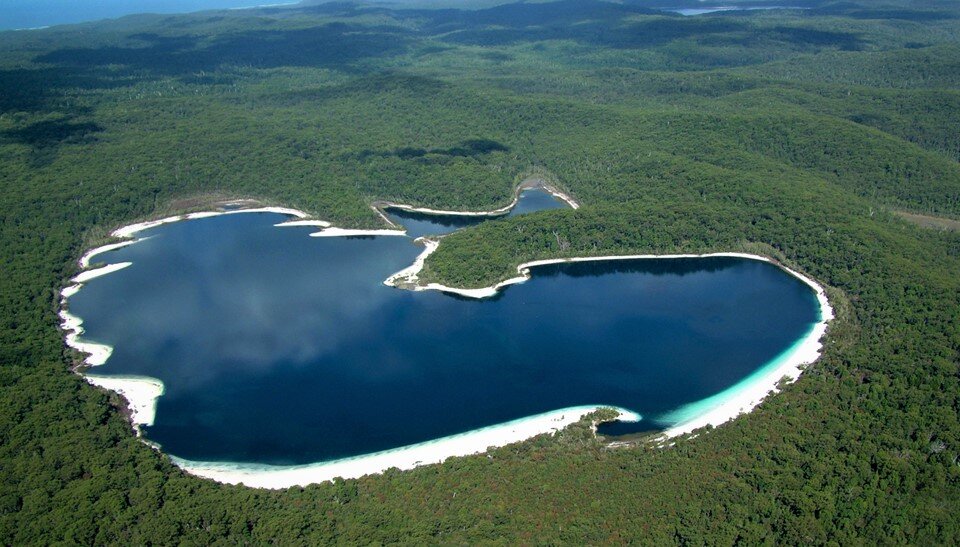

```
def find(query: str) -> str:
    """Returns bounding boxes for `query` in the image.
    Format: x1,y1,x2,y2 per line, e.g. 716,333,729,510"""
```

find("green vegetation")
1,0,959,543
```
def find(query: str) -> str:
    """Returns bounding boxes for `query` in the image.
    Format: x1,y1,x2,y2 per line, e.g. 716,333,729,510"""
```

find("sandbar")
310,228,406,237
383,237,440,287
80,240,140,268
72,262,132,283
274,219,332,228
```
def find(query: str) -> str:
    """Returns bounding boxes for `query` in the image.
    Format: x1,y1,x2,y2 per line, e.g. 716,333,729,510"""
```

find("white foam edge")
172,406,640,489
85,374,165,429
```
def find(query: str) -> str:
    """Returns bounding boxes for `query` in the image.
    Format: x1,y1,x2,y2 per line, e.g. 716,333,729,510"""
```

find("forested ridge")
1,0,959,543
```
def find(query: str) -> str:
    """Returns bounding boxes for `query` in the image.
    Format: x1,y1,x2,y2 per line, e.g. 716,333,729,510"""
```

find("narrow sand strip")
310,228,406,237
542,183,580,209
174,406,640,488
274,219,332,228
59,308,112,366
80,240,140,268
111,206,316,238
371,204,402,229
60,284,82,299
72,262,132,283
383,238,440,287
85,375,165,428
380,180,579,218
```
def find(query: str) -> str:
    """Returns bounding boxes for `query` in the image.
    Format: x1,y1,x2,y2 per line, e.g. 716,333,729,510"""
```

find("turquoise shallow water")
68,191,820,465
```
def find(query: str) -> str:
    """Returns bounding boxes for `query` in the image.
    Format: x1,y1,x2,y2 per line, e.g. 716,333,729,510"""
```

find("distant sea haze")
2,0,299,31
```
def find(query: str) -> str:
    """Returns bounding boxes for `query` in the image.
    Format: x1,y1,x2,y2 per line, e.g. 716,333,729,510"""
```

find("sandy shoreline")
174,406,640,488
80,241,140,268
274,219,332,228
383,238,440,288
63,199,832,489
377,179,580,218
85,374,165,429
111,206,314,239
310,228,406,237
62,205,408,443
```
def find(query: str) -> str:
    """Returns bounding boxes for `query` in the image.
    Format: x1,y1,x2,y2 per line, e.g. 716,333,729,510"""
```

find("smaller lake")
663,6,806,16
383,187,569,239
65,187,823,476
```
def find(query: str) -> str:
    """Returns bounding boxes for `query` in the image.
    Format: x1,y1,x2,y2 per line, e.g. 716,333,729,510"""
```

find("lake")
64,188,824,481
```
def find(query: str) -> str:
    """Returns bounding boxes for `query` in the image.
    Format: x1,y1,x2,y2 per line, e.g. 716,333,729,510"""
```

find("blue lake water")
664,6,806,16
68,189,821,465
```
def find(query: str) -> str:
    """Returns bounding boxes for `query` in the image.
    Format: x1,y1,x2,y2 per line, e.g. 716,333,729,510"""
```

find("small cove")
63,187,826,484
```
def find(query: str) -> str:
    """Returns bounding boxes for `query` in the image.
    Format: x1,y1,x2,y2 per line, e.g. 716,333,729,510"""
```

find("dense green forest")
1,0,959,542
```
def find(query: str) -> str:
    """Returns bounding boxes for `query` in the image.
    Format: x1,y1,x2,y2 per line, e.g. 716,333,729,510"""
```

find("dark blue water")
69,196,820,465
2,0,298,31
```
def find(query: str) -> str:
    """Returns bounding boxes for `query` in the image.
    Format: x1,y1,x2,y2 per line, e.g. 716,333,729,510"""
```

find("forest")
0,0,959,543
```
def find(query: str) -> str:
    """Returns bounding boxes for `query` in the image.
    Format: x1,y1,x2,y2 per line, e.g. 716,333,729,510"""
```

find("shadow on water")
529,256,740,280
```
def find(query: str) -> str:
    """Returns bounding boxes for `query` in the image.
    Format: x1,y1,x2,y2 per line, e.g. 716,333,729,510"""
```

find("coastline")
85,374,165,430
61,204,405,436
310,228,406,237
174,406,640,488
376,178,580,218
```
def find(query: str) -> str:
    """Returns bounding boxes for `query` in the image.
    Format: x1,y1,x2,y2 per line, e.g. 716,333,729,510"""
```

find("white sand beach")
59,308,113,367
383,238,440,287
274,219,332,228
80,240,140,268
380,180,579,218
72,261,132,283
310,227,406,237
85,374,165,429
175,406,640,488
